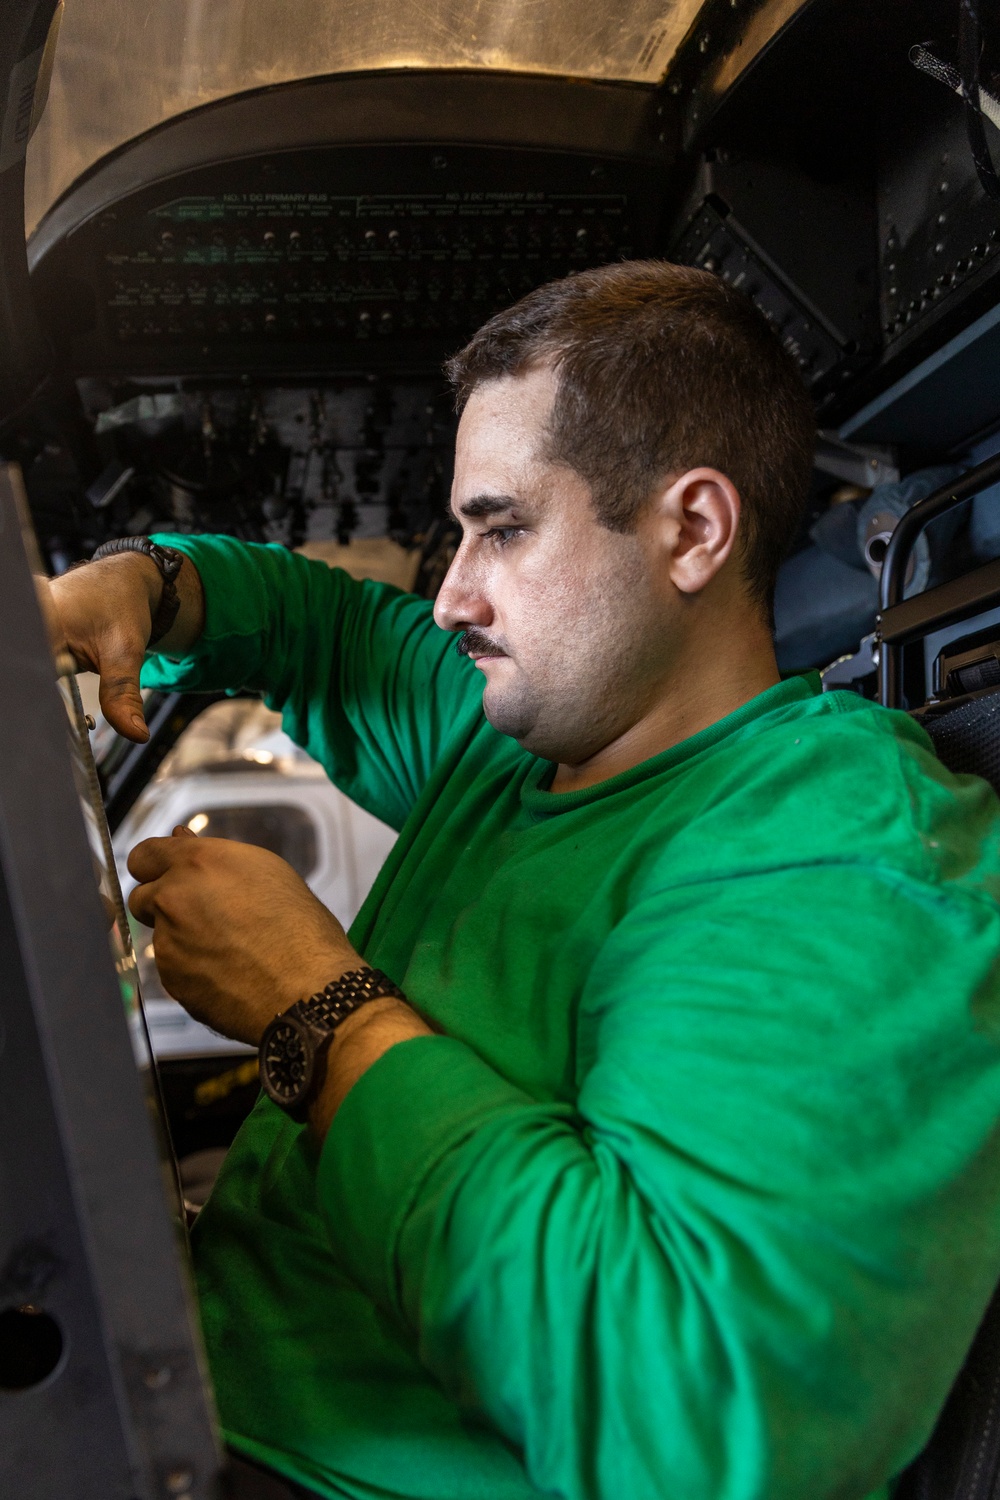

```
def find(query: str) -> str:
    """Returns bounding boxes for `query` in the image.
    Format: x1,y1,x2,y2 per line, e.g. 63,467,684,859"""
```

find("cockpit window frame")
25,0,709,234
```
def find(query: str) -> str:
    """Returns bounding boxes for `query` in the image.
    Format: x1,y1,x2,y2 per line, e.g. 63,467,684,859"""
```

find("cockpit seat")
892,1278,1000,1500
921,691,1000,796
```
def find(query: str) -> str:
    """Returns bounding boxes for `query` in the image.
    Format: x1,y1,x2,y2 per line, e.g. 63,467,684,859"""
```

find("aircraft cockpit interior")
3,1,1000,1496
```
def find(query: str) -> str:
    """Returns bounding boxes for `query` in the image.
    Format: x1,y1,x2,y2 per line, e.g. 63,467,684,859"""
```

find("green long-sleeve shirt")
144,534,1000,1500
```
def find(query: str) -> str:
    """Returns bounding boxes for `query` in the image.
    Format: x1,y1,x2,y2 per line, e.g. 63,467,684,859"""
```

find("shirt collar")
520,673,820,816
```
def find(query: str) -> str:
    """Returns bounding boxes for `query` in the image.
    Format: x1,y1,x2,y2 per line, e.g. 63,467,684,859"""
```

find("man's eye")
483,526,524,547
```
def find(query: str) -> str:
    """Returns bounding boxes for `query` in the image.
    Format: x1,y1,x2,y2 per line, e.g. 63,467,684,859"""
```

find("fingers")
96,637,150,743
127,835,188,883
127,833,195,924
47,567,152,742
128,875,161,927
127,829,204,925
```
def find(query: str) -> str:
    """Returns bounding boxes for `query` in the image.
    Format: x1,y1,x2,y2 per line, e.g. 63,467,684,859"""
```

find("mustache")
455,628,507,659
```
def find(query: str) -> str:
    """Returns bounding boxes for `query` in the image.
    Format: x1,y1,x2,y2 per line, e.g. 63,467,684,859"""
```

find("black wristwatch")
91,536,185,644
258,968,406,1121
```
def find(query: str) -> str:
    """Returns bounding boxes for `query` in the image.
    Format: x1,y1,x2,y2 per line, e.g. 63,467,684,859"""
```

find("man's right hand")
45,550,205,742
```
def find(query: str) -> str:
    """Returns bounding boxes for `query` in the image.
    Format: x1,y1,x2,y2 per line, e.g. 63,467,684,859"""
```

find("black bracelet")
91,537,185,645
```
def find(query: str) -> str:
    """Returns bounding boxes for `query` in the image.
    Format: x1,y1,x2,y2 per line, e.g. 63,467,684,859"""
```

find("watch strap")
91,536,184,645
292,967,406,1032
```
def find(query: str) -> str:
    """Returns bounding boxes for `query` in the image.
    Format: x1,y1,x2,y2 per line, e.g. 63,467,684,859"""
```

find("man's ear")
653,467,741,597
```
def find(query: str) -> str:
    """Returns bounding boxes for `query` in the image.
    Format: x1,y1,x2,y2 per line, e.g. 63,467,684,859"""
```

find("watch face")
260,1017,313,1109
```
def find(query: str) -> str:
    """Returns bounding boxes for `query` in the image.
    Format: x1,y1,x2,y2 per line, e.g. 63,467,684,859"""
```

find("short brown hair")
446,260,815,614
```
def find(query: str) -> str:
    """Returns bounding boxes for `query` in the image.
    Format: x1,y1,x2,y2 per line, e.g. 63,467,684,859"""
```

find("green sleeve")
318,863,1000,1500
140,534,483,830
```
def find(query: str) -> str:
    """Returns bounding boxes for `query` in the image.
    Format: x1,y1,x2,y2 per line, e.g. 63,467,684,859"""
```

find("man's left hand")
128,831,432,1134
128,829,361,1045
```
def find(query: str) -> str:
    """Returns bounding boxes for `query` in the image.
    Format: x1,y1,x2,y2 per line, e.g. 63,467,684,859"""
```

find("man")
49,261,1000,1500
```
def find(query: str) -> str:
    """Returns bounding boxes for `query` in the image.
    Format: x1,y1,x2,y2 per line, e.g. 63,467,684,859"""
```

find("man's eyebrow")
453,493,520,520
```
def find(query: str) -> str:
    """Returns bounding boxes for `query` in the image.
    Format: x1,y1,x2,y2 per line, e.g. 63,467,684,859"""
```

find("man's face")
434,365,679,766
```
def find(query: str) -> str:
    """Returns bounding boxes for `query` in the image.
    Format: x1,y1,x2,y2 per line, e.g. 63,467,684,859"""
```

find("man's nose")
433,548,493,633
